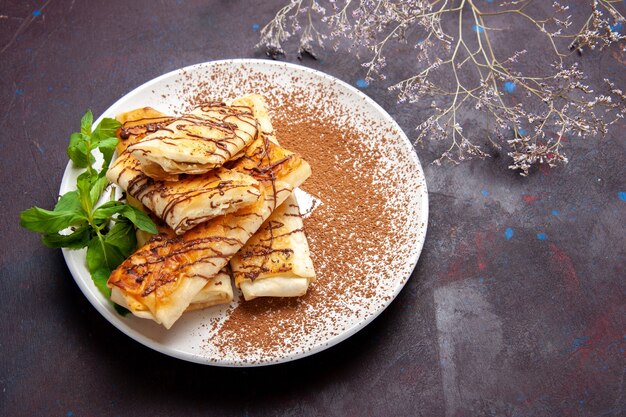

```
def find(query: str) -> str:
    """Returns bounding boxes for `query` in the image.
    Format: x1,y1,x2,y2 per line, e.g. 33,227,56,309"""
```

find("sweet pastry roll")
185,269,233,312
125,102,258,180
229,94,316,299
107,104,311,328
231,194,315,300
110,269,233,320
107,113,262,235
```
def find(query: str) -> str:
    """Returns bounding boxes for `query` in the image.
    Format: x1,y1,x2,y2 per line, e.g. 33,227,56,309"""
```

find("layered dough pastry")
107,108,262,235
229,94,316,300
107,157,262,236
107,102,312,328
231,194,316,300
126,102,258,180
109,109,236,321
111,268,233,317
117,225,235,317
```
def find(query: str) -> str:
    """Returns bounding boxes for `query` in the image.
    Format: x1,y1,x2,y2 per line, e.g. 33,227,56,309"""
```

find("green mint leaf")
67,132,91,168
76,171,94,214
89,174,110,207
92,201,157,234
91,267,112,298
23,111,138,317
104,218,137,257
53,190,84,214
96,137,119,169
92,201,125,220
92,118,120,143
92,118,120,169
87,235,125,277
86,237,104,274
80,110,93,136
41,225,92,249
118,205,158,234
20,207,85,233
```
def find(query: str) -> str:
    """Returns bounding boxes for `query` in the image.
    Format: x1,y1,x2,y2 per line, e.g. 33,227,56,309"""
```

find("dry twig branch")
258,0,625,175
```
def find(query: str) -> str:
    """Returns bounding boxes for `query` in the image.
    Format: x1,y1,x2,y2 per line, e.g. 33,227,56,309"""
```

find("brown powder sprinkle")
167,61,426,365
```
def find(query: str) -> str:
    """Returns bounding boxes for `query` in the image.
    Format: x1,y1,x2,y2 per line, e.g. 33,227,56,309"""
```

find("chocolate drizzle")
125,103,259,176
232,198,306,282
107,105,311,303
109,143,263,235
117,233,246,297
118,116,176,141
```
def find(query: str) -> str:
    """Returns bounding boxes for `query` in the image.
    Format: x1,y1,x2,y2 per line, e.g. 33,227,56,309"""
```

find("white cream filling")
240,277,310,301
111,273,234,323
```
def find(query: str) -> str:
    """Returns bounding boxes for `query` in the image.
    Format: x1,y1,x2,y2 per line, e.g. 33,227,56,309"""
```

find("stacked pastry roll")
106,95,316,329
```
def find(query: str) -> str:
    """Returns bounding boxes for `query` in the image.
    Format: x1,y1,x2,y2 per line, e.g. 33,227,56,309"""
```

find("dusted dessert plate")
60,59,428,366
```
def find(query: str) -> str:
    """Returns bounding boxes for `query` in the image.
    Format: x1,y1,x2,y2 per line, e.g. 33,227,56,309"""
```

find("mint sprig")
20,110,157,301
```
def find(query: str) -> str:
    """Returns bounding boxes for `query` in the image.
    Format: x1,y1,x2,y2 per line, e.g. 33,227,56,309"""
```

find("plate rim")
60,58,429,367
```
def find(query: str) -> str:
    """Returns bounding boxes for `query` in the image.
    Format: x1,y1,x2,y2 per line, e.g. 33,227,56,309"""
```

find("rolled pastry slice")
125,102,258,180
231,194,315,300
110,107,172,245
111,269,233,318
185,269,234,312
228,94,276,144
107,117,262,235
128,207,235,315
108,122,311,328
229,94,316,300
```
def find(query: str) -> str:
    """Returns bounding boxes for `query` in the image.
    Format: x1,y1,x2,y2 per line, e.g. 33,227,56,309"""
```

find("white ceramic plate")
60,59,428,366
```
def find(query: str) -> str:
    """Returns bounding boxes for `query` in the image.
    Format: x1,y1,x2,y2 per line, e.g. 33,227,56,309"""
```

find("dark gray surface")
1,1,624,416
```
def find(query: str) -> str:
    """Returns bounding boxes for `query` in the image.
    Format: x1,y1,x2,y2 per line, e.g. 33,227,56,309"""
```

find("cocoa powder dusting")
177,63,427,364
208,99,403,359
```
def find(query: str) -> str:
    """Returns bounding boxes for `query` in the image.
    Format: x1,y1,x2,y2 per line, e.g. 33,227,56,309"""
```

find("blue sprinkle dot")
503,81,516,93
518,128,526,135
610,22,623,33
486,0,494,3
252,23,260,32
67,412,74,417
618,191,626,201
551,209,559,216
473,24,484,33
481,189,490,197
536,233,547,241
572,336,589,349
33,10,41,17
355,79,369,88
15,88,24,95
504,228,514,240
